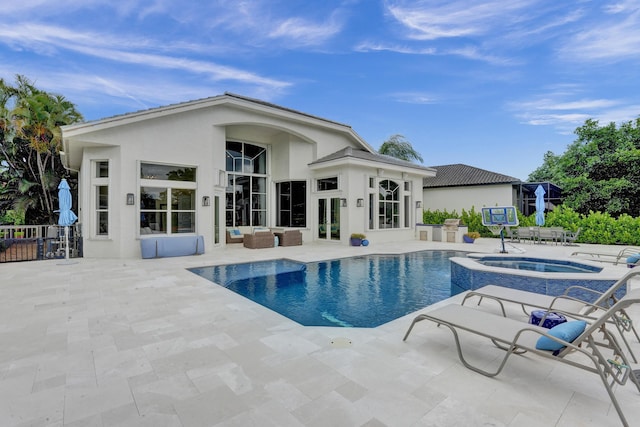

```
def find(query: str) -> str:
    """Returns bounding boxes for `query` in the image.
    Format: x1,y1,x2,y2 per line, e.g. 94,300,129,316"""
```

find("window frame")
92,160,110,238
139,161,198,236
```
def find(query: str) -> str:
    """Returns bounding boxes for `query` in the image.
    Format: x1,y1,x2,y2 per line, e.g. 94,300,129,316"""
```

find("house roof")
423,164,521,188
310,147,437,175
61,93,377,170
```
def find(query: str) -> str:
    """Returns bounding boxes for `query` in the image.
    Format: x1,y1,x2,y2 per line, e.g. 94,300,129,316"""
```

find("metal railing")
0,224,83,263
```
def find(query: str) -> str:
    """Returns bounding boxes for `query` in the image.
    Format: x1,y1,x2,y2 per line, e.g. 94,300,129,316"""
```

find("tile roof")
423,164,521,188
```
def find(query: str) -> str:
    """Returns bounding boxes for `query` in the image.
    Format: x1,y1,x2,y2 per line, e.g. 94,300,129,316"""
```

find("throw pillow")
536,320,587,351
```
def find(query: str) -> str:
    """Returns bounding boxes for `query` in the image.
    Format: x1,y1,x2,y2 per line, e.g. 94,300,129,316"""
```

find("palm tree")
378,134,424,163
0,75,83,224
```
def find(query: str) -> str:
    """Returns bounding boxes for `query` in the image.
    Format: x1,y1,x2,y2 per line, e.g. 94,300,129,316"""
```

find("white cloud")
268,15,344,47
385,0,542,41
559,2,640,62
389,92,438,104
510,89,638,132
0,23,291,89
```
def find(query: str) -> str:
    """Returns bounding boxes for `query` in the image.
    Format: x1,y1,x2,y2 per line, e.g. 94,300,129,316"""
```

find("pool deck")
1,238,639,426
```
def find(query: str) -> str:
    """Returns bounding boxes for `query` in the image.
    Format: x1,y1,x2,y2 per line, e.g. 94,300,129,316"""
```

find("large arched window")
378,179,400,228
225,141,267,227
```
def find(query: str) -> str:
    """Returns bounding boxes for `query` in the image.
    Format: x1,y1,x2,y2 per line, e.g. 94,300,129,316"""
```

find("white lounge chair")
571,246,640,265
403,288,640,427
461,268,640,362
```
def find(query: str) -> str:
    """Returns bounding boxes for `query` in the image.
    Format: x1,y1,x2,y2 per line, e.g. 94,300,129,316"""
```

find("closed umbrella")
57,178,78,261
535,184,546,226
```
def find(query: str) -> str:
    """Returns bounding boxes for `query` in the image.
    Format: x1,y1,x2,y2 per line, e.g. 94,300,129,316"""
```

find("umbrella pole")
65,226,69,261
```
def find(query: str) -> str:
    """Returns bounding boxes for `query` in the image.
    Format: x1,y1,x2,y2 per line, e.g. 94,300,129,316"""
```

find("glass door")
318,197,341,241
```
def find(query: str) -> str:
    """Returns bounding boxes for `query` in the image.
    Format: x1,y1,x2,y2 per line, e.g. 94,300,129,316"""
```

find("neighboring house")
422,164,563,216
422,164,521,214
61,93,435,259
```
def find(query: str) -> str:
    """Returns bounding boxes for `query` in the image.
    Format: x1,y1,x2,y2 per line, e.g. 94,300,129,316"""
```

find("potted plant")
350,233,366,246
14,229,24,238
463,231,480,243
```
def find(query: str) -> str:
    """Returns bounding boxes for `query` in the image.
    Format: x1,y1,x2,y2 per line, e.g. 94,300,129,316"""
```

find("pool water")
188,250,468,328
475,257,602,273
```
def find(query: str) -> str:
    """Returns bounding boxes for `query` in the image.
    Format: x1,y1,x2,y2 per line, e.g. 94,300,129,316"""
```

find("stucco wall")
423,184,516,214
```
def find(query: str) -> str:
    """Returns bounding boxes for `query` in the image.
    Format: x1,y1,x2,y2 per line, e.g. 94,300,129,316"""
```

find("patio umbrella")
57,178,77,261
534,184,546,226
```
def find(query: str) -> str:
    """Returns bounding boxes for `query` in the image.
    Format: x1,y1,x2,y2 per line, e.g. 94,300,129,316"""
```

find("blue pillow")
626,254,640,264
536,320,587,351
231,229,241,236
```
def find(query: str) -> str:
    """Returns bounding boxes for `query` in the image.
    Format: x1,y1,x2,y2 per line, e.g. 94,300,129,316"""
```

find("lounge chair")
571,246,640,265
461,268,640,362
403,288,640,427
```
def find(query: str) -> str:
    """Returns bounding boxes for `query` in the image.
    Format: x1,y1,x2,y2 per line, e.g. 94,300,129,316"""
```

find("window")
139,163,197,234
277,181,306,227
317,177,338,191
93,161,109,236
225,141,268,227
140,163,196,181
378,179,400,229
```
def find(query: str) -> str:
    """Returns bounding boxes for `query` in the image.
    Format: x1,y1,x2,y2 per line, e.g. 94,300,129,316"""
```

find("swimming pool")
188,250,468,328
474,257,602,273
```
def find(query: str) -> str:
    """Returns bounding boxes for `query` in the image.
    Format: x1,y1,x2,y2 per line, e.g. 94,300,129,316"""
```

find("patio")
1,238,639,426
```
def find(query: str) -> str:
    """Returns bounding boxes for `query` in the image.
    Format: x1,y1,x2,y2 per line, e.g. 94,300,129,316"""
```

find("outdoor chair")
572,246,640,265
563,227,581,245
243,230,275,249
226,228,244,244
515,226,538,243
461,268,640,362
272,229,302,246
403,288,640,427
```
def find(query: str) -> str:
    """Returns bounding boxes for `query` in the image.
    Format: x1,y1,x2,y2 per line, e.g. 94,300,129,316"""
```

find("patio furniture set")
226,227,303,249
507,226,580,245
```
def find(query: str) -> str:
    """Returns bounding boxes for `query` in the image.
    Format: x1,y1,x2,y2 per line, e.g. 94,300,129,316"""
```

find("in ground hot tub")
451,254,622,303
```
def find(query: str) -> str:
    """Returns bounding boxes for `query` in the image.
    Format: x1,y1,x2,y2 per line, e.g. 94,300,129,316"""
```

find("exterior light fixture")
416,201,422,208
357,198,364,207
126,193,135,205
340,198,347,207
202,196,211,207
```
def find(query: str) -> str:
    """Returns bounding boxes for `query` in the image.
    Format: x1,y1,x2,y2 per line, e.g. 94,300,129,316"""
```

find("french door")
318,198,341,241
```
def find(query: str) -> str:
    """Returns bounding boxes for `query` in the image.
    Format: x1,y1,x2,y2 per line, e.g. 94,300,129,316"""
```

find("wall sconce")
356,198,364,207
340,198,347,207
202,196,211,207
126,193,135,205
416,201,422,208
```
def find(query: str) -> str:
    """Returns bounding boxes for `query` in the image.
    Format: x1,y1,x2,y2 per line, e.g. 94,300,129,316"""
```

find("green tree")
528,118,640,217
0,75,83,224
379,134,424,163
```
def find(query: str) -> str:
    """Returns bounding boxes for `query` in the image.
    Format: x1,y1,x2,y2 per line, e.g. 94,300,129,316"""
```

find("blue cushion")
231,228,241,236
626,254,640,264
536,320,587,351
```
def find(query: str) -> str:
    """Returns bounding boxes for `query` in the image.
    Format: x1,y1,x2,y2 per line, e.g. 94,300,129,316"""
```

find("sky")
2,0,639,181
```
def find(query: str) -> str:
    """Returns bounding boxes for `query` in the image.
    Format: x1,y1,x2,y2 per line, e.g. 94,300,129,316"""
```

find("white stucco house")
61,93,435,259
422,164,563,216
422,164,521,214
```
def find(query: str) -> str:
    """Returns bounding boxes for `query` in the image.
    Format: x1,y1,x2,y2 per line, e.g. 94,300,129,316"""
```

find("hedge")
422,205,640,245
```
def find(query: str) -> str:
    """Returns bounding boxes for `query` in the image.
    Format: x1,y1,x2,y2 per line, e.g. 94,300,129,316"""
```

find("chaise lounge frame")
461,268,640,362
403,288,640,427
571,246,640,266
